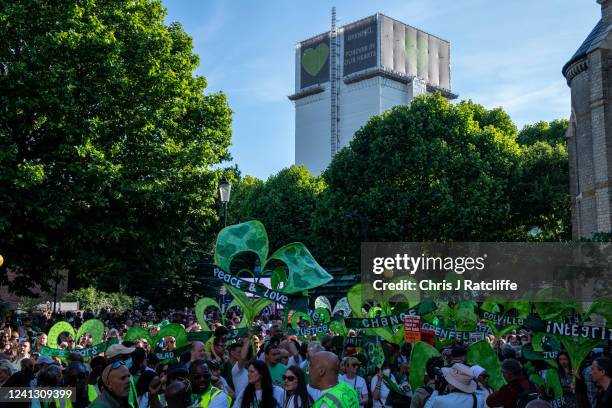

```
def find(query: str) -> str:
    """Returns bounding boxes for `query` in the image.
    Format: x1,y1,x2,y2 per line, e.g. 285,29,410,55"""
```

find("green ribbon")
40,338,118,358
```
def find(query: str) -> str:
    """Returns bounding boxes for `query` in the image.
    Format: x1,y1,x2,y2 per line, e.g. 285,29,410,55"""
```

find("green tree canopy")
314,94,569,268
229,165,325,255
518,119,568,146
0,0,232,302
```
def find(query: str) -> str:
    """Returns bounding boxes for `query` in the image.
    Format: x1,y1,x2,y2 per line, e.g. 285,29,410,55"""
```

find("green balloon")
47,321,76,349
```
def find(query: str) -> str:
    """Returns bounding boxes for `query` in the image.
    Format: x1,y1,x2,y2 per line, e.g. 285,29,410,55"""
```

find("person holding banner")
371,361,400,408
265,343,288,387
338,357,367,407
229,336,251,395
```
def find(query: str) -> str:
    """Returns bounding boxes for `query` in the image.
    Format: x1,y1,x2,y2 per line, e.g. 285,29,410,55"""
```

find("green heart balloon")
468,340,505,390
545,368,564,400
329,320,348,336
124,327,153,344
195,297,222,329
76,319,105,345
125,323,189,349
47,321,76,348
409,342,441,391
290,312,313,329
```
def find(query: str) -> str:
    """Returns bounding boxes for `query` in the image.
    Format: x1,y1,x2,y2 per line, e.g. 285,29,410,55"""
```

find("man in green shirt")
310,351,359,408
264,343,287,387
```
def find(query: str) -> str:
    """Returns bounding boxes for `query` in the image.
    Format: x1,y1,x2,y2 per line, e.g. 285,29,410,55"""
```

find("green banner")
420,322,486,342
211,266,308,311
525,316,612,340
40,338,118,358
227,327,249,340
344,302,437,329
480,311,525,327
187,327,248,343
522,345,559,362
187,332,214,342
155,344,190,363
288,324,329,337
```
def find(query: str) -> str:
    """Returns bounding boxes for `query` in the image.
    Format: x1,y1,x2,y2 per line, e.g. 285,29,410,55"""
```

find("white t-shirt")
307,384,322,401
339,374,368,406
425,390,485,408
233,385,284,408
371,375,397,408
232,361,248,395
218,376,232,396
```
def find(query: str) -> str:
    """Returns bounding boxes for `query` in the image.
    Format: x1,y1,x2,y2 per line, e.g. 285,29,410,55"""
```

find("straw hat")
441,363,477,393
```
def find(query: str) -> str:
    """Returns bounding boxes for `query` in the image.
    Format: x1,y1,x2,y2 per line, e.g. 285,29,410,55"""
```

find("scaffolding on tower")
330,7,340,158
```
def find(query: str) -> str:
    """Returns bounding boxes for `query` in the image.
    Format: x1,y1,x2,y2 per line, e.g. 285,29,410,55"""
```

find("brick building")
563,0,612,239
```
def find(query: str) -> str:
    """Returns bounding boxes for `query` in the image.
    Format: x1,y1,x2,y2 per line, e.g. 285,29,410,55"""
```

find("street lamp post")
52,271,61,316
219,178,232,227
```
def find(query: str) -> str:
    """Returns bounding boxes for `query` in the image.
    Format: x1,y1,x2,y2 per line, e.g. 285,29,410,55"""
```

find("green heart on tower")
302,43,329,77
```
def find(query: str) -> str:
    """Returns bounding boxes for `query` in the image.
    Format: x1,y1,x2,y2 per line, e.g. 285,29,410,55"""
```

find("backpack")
511,382,543,408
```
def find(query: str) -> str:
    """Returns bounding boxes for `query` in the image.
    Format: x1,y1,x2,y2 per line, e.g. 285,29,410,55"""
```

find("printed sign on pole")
404,315,421,344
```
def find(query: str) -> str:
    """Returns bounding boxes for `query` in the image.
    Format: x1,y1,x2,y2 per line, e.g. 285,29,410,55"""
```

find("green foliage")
63,287,135,314
511,142,570,240
315,94,569,268
228,165,326,257
468,341,506,390
0,0,232,299
518,119,568,146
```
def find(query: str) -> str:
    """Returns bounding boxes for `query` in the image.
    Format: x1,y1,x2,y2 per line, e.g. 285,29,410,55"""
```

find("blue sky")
163,1,600,180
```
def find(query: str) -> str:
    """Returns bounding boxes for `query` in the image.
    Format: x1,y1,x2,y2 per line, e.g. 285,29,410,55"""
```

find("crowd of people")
0,306,610,408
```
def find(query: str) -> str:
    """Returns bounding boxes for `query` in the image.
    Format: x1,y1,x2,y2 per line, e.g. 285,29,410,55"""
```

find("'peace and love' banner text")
211,267,308,311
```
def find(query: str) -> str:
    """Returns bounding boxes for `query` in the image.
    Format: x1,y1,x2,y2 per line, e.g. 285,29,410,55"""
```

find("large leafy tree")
0,0,232,301
314,94,569,268
229,165,326,256
518,119,568,146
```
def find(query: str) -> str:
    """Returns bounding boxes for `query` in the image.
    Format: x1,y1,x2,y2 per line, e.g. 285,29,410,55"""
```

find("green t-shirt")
268,363,288,386
313,381,359,408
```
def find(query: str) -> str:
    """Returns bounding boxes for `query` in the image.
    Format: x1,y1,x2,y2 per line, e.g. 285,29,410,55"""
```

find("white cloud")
461,79,570,128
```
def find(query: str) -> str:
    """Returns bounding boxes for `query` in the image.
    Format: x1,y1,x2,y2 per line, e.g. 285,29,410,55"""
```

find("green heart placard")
47,321,76,348
125,323,189,349
302,44,329,77
76,319,105,345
